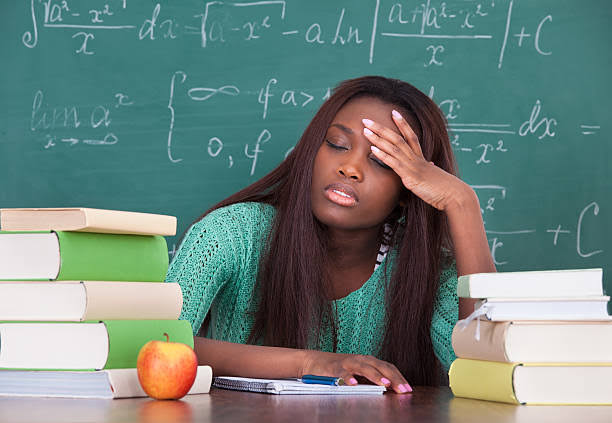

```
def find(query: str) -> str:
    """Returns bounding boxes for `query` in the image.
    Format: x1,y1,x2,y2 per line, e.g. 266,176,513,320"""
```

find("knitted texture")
166,202,459,371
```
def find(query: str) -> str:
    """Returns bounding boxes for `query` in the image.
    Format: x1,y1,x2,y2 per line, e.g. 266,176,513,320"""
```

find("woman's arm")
194,337,307,378
362,113,496,319
444,184,496,318
194,337,413,394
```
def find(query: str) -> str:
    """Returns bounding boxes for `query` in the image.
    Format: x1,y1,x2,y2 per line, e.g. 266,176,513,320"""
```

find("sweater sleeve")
165,209,235,335
166,203,269,335
430,261,459,373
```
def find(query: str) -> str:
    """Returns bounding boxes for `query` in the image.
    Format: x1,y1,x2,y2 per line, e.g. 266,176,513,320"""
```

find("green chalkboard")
1,1,611,301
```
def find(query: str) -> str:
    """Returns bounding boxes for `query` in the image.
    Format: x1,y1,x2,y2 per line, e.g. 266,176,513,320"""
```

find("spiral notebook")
213,376,386,395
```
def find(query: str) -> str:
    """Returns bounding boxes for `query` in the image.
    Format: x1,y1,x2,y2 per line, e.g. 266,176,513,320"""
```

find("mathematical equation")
29,73,332,176
31,89,128,149
477,197,605,265
429,86,602,166
30,71,602,177
24,0,552,68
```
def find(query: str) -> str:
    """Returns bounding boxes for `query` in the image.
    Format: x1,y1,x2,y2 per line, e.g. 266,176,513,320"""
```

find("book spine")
449,359,519,404
56,232,168,281
456,277,472,298
103,320,193,369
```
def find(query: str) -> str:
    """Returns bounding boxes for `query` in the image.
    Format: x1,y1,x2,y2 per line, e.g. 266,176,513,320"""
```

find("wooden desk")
1,387,611,423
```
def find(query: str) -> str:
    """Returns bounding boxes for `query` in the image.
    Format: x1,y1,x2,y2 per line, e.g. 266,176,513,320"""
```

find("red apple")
137,332,198,400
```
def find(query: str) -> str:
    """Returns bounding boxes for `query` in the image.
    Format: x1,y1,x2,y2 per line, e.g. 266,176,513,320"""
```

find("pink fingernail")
362,118,374,126
371,145,380,154
349,378,358,385
381,378,391,385
398,384,408,393
363,127,374,136
392,110,402,119
404,384,413,392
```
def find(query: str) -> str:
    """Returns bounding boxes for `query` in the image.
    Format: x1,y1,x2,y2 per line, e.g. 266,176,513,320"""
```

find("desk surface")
1,386,612,423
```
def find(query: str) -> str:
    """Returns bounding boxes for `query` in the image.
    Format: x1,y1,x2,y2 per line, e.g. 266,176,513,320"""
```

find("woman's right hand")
299,350,412,394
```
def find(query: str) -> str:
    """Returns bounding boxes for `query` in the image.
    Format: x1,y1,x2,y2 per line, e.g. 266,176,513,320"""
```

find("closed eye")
325,139,348,150
370,155,392,170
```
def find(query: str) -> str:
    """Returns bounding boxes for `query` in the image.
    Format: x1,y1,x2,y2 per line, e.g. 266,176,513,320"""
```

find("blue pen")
301,374,345,386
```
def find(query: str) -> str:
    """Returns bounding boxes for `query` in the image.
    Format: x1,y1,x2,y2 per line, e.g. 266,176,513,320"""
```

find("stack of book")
449,268,612,405
0,207,211,399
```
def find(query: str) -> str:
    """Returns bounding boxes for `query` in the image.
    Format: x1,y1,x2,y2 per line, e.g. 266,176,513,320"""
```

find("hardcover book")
457,268,603,298
0,231,168,281
473,296,610,321
0,281,183,321
0,366,212,399
0,320,193,370
452,319,612,362
0,208,176,236
449,359,612,405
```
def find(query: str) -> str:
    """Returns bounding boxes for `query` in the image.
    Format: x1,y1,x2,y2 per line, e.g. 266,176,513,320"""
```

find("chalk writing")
21,0,552,69
31,90,122,149
245,129,272,176
580,124,600,136
576,202,603,258
166,71,186,163
424,45,444,67
484,201,604,265
518,99,557,140
257,78,328,120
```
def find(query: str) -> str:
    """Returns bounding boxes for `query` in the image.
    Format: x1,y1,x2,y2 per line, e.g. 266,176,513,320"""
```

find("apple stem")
163,332,169,342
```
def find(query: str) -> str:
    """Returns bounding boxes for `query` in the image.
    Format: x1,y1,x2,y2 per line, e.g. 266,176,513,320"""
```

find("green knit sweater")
166,202,459,371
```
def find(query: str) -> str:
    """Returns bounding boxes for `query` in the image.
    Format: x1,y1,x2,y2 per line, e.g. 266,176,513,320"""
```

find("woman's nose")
337,160,363,181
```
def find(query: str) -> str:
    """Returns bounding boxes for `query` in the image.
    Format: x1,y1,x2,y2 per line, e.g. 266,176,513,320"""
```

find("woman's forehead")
331,97,404,136
337,96,397,116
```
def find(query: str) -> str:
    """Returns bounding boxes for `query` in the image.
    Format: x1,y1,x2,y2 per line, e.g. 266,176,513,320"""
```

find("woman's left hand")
362,111,470,212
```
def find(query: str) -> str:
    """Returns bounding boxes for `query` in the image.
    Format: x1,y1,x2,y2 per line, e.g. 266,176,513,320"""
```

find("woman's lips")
324,183,358,207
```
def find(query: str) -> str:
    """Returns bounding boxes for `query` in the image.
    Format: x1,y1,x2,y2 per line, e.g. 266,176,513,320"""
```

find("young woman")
166,76,495,394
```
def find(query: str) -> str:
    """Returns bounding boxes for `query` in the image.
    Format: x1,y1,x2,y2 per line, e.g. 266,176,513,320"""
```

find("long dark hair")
195,76,457,385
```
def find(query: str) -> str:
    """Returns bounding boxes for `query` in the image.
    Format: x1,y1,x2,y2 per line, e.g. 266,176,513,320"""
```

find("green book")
0,231,168,281
0,320,193,370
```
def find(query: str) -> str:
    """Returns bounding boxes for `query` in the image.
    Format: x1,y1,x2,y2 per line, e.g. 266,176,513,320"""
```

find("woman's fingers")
301,351,412,394
362,118,415,159
345,356,412,394
340,373,359,386
363,127,413,174
369,143,401,173
390,109,424,157
362,111,425,160
375,360,413,394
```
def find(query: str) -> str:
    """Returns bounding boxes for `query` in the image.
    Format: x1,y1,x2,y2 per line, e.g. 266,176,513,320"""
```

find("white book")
0,231,168,281
0,366,212,399
0,320,192,370
452,320,612,363
0,207,176,236
475,296,611,321
457,268,603,298
0,281,182,321
213,377,386,395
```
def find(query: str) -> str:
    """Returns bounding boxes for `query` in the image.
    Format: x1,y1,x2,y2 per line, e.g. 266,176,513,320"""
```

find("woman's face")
311,96,405,231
